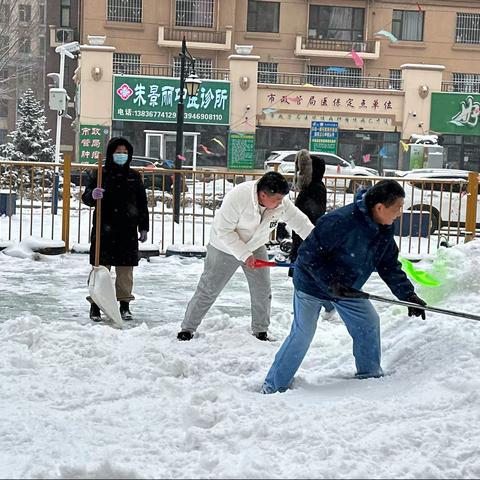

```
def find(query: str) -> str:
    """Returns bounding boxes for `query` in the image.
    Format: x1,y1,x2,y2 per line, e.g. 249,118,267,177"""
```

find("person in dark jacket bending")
262,180,427,394
82,137,149,322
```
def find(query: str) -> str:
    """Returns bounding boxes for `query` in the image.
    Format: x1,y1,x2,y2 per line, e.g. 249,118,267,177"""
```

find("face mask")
113,153,128,165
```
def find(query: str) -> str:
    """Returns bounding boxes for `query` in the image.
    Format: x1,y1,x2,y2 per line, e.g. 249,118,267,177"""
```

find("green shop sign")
112,75,230,125
227,132,255,170
430,92,480,135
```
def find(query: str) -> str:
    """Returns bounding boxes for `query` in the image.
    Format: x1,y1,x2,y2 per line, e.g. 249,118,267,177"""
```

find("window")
308,6,364,41
0,35,9,53
392,10,424,41
452,73,480,93
258,62,278,83
307,65,361,88
39,4,45,25
18,4,31,22
113,53,141,75
107,0,142,23
0,99,8,117
0,2,9,23
175,0,213,28
19,38,31,54
389,69,402,89
61,0,70,27
247,1,280,33
174,57,212,79
0,128,8,144
39,36,45,54
456,13,480,44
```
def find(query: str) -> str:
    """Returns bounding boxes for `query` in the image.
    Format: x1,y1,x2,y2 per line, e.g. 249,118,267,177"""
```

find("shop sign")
309,121,338,154
430,92,480,136
113,75,230,125
227,132,255,170
79,124,110,164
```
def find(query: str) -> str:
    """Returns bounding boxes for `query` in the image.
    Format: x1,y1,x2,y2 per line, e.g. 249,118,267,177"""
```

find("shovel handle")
94,154,103,268
252,258,294,268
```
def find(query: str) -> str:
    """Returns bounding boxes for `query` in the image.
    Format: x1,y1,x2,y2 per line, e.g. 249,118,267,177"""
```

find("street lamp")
174,37,201,224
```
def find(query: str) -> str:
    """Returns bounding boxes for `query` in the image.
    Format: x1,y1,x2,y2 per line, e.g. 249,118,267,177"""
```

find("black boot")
89,303,102,322
254,332,269,341
177,330,193,341
119,301,133,321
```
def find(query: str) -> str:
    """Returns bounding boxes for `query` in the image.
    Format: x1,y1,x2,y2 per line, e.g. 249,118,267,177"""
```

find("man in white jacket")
178,172,314,341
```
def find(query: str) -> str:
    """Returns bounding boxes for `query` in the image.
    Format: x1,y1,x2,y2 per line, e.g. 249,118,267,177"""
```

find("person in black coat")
287,150,336,318
82,137,149,321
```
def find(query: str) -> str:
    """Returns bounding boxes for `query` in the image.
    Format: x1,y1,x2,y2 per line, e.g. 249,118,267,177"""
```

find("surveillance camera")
55,41,80,55
246,105,251,110
412,112,417,118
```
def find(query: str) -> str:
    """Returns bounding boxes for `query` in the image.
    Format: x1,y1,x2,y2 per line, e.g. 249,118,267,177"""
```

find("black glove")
407,293,427,320
330,281,367,299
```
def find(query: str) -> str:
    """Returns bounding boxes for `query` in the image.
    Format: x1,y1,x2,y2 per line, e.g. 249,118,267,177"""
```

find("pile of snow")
0,240,479,477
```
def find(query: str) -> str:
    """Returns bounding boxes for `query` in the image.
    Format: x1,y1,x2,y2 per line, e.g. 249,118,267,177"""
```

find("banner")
309,121,338,153
112,75,230,125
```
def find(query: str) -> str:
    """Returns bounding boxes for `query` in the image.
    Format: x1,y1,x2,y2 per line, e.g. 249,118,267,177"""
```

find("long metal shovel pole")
364,292,480,322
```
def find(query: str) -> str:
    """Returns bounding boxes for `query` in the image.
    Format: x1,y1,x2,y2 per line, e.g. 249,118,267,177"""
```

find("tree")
0,88,55,193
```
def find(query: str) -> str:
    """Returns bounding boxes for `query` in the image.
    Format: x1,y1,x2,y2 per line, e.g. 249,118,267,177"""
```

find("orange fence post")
464,171,478,243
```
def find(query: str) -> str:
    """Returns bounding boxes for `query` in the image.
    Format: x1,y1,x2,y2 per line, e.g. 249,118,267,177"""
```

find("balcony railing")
259,72,402,90
137,63,230,80
304,38,378,53
163,27,227,44
158,25,232,51
442,81,480,93
295,36,380,59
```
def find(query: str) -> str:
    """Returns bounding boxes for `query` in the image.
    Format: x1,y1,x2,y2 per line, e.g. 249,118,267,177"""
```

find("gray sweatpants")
181,244,272,334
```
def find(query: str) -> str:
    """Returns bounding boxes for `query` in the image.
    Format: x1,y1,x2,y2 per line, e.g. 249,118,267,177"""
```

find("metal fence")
0,160,478,256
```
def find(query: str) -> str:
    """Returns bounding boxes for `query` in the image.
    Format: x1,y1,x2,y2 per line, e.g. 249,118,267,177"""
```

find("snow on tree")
0,88,55,195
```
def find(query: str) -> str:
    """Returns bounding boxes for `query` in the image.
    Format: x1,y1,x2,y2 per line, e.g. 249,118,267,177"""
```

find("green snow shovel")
87,154,123,329
399,257,441,287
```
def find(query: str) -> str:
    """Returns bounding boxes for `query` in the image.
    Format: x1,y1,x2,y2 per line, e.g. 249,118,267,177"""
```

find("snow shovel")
253,259,292,268
399,257,440,287
335,287,480,322
253,258,441,288
87,154,123,329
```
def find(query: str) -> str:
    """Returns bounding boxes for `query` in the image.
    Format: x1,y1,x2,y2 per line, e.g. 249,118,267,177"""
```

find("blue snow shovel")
87,154,123,329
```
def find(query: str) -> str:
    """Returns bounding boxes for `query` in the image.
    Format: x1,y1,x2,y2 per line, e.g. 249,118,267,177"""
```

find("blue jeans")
263,289,383,393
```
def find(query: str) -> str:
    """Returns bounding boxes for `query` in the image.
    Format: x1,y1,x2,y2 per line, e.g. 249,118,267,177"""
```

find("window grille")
107,0,142,23
173,58,212,79
113,53,141,75
392,10,424,41
175,0,214,28
307,66,361,88
389,69,402,89
456,13,480,44
258,62,278,83
453,72,480,93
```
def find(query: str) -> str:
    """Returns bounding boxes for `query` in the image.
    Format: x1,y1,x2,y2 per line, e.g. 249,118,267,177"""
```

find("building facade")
76,0,480,172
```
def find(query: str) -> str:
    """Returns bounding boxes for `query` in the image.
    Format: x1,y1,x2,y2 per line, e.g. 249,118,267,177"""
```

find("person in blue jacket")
261,179,427,394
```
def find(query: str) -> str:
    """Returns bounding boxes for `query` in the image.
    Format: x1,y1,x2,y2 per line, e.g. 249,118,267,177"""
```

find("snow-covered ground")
1,239,480,478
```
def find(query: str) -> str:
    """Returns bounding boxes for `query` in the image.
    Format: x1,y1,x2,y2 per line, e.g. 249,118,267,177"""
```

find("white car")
264,150,378,192
394,168,480,232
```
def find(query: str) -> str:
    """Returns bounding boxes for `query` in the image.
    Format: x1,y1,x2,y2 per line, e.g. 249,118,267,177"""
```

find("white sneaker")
321,308,338,322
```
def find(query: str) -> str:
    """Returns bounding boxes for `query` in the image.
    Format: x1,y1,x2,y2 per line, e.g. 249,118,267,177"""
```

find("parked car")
394,168,480,232
69,156,181,192
264,150,378,192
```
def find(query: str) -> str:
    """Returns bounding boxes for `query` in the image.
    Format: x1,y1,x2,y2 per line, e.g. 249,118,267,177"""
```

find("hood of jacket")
105,137,134,171
294,149,325,190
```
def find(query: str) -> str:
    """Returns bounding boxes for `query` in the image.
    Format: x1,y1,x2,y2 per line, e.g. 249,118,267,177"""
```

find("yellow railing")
0,160,478,255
